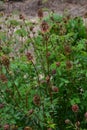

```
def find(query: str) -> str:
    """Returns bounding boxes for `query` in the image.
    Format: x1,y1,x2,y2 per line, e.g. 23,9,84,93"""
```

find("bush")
0,12,87,130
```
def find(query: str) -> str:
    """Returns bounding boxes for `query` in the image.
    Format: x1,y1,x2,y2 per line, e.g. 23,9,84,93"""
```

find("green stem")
31,60,40,85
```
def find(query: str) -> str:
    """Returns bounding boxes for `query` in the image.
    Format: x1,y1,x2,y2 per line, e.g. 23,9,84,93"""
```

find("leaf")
60,78,69,84
83,91,87,99
8,20,20,26
70,98,80,105
77,43,85,51
15,28,27,37
14,79,19,86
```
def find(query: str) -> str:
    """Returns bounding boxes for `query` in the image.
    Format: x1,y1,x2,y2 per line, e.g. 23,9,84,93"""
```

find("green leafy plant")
0,11,87,130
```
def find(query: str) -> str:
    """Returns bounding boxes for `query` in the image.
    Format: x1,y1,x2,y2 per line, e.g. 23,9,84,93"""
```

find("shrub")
0,12,87,130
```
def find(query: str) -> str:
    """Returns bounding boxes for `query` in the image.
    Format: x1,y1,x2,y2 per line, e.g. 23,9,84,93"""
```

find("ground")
1,0,87,18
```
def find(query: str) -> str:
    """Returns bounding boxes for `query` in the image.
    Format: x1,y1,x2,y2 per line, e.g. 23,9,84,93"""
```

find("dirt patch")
1,0,87,17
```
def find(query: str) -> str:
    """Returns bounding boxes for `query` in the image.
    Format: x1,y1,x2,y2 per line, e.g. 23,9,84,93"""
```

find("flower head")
4,124,10,130
52,69,56,75
56,62,60,67
65,119,70,124
28,109,34,115
1,55,10,68
41,21,49,33
46,75,50,83
38,9,43,19
33,95,40,106
24,126,32,130
26,52,33,61
72,104,79,113
47,128,52,130
84,112,87,119
0,74,8,83
0,103,5,109
19,14,25,20
64,45,71,55
52,86,59,92
66,61,72,69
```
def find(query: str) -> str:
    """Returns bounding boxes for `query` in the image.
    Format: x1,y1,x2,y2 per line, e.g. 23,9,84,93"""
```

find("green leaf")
70,98,80,105
15,28,27,37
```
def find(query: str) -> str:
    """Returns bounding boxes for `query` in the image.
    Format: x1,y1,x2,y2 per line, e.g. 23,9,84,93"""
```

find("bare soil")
1,0,87,17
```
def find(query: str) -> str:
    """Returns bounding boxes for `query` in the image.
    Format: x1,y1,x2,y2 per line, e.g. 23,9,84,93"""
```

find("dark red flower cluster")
52,69,56,75
52,86,59,92
41,21,49,33
46,75,50,83
33,95,40,106
64,45,71,55
4,124,10,130
56,62,60,67
38,9,43,19
66,61,72,69
0,103,5,109
28,109,34,115
26,52,33,61
0,74,8,83
84,112,87,119
1,55,10,68
19,14,25,21
47,128,52,130
72,104,79,112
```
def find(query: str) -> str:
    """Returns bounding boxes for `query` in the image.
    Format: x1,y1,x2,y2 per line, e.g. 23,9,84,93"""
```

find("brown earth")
1,0,87,18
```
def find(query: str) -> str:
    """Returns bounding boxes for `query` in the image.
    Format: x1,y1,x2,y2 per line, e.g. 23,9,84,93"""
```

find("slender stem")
46,40,50,75
45,34,53,104
31,60,40,85
25,88,31,108
14,84,22,100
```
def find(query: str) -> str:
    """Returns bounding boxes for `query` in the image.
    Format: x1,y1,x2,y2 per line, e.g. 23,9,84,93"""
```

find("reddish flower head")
0,103,5,109
52,86,59,92
46,75,50,83
4,124,10,130
19,14,25,20
24,126,32,130
38,9,43,19
41,21,49,33
84,112,87,119
0,74,8,83
47,128,52,130
66,61,72,69
72,104,79,112
26,52,33,61
46,52,50,57
52,69,56,75
64,45,71,55
56,62,60,67
33,95,40,106
1,55,10,68
28,109,34,115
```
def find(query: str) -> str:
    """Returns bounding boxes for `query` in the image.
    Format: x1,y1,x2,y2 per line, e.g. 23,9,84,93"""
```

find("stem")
46,40,50,75
25,88,31,108
14,84,22,100
31,60,40,85
45,34,53,104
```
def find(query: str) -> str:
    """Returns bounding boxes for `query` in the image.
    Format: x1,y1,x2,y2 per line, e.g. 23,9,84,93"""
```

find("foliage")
0,12,87,130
